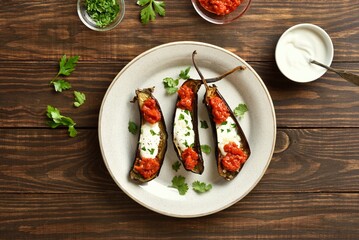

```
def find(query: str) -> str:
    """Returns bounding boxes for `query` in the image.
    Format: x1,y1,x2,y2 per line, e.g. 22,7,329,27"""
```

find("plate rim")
98,41,277,218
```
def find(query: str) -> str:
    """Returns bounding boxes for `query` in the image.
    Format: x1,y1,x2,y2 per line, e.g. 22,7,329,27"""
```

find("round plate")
99,41,276,218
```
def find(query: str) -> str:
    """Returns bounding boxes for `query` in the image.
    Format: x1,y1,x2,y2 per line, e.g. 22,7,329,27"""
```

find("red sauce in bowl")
198,0,242,15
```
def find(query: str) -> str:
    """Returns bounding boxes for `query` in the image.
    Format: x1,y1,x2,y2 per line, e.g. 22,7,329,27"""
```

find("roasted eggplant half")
130,87,168,183
192,51,251,181
172,79,204,174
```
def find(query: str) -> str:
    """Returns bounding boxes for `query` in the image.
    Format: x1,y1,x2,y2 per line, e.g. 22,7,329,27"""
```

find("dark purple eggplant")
172,66,246,174
192,51,251,181
130,87,168,183
172,79,204,174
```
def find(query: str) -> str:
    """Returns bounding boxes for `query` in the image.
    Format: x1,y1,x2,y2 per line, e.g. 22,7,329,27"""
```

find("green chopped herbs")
179,67,191,80
85,0,120,28
170,175,188,195
234,103,248,119
192,181,212,193
50,55,79,92
46,105,77,137
149,148,155,155
179,114,185,120
162,67,191,94
137,0,165,25
128,121,138,134
172,161,181,172
73,91,86,107
200,145,211,154
200,120,209,129
150,129,157,136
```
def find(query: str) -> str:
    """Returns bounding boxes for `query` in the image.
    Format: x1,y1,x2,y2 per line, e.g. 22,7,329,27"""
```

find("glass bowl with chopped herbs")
77,0,125,31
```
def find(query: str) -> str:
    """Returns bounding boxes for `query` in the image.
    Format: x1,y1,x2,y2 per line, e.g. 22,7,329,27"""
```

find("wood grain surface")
0,0,358,239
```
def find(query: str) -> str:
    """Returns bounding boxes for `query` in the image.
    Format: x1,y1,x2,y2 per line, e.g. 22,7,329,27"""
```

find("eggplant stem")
205,66,246,83
192,51,209,90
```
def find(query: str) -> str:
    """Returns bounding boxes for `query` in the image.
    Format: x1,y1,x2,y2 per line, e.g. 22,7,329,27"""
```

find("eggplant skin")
204,85,251,181
172,79,204,174
129,88,168,183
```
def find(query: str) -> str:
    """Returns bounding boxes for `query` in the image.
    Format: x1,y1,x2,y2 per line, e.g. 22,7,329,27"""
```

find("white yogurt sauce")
216,117,241,156
276,24,333,82
139,122,161,159
173,108,195,152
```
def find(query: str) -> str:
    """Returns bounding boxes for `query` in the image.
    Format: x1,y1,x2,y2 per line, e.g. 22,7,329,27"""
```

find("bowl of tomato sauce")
191,0,251,24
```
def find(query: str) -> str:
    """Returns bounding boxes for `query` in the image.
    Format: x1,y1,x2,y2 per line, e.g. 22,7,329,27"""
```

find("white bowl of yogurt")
275,23,334,83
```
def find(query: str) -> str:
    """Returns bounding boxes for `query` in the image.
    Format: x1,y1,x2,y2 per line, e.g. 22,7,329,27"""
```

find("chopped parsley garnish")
128,121,138,134
149,148,155,155
227,129,231,133
85,0,120,27
172,161,181,172
179,114,185,120
234,103,248,119
46,105,77,137
200,145,211,154
183,141,189,148
163,77,179,94
231,123,236,128
150,129,157,136
192,181,212,193
141,146,146,151
200,120,209,129
137,0,165,25
185,132,190,136
184,110,190,115
179,67,191,80
221,121,228,125
73,91,86,107
170,175,188,195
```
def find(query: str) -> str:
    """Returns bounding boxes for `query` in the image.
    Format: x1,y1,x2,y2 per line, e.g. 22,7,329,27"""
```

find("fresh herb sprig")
50,55,79,92
163,67,191,94
137,0,165,25
170,175,188,195
234,103,248,119
74,91,86,107
46,105,77,137
192,181,212,193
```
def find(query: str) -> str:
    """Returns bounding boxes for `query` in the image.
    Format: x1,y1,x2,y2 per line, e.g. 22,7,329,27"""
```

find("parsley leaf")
192,181,212,193
52,79,72,92
201,145,211,154
170,175,188,195
58,55,79,77
85,0,120,27
137,0,165,25
46,105,77,137
172,161,181,172
128,121,138,134
163,77,179,94
234,103,248,119
179,66,191,80
200,120,208,129
73,91,86,107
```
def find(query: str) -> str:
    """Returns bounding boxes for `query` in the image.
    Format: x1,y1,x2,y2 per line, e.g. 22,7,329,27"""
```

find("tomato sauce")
141,98,161,124
134,157,160,179
209,96,230,124
199,0,241,16
177,84,194,111
181,147,199,170
221,142,247,171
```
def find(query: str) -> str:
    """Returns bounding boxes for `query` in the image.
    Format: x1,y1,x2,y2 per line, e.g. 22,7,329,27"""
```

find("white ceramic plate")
99,41,276,218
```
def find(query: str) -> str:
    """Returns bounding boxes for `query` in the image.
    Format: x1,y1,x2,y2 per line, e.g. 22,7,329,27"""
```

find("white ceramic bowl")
275,23,334,83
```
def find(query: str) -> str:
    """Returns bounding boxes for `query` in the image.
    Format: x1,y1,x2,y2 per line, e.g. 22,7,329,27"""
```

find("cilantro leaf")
73,91,86,108
51,79,72,92
179,67,191,80
163,77,179,94
234,103,248,119
46,105,77,137
170,175,188,195
200,120,208,129
172,161,181,172
192,181,212,193
137,0,165,24
200,145,211,154
128,121,138,134
58,55,79,76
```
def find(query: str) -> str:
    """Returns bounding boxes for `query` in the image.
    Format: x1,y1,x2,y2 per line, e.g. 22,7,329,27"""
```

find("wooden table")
1,0,358,239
